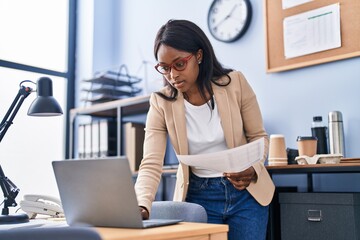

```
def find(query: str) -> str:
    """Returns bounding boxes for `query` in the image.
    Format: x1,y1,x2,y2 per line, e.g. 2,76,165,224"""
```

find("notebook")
52,157,181,228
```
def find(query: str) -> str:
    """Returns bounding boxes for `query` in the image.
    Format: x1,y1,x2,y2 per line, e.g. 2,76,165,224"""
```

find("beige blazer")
135,71,275,213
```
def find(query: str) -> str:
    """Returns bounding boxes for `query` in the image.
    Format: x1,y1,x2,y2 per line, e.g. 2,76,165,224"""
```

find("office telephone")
20,194,64,219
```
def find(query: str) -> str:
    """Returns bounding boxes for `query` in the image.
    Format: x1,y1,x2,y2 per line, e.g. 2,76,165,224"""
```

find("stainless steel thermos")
328,111,345,157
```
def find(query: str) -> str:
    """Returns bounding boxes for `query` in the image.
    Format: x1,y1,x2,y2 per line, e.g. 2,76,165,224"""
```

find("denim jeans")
186,172,269,240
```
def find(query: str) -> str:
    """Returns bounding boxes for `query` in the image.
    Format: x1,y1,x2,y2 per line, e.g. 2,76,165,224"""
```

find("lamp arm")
0,85,32,215
0,86,32,142
0,165,19,215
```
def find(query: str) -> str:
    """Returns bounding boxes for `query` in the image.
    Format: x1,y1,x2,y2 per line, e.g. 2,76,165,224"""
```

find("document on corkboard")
283,3,341,59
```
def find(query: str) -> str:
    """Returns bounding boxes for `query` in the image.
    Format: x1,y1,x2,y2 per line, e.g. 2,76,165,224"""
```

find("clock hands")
227,4,239,19
212,4,239,31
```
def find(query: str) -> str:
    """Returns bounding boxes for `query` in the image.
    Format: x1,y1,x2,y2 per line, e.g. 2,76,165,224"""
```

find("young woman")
134,19,275,240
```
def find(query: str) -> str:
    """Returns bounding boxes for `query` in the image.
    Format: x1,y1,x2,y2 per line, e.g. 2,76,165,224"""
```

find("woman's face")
156,44,202,95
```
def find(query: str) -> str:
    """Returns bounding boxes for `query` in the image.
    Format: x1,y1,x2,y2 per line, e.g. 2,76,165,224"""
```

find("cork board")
264,0,360,73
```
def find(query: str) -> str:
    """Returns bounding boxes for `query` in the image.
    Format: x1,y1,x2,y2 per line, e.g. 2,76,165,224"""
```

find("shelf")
83,74,142,87
71,101,149,118
132,167,178,176
69,95,150,159
70,95,150,118
82,86,142,96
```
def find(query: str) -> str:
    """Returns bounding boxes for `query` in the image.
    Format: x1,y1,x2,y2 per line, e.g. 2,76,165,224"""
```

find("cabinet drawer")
279,192,360,240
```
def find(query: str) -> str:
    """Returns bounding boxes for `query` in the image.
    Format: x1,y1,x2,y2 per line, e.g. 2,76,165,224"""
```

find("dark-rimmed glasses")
154,54,194,75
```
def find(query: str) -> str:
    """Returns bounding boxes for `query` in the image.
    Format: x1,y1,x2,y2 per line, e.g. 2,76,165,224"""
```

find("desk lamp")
0,77,63,224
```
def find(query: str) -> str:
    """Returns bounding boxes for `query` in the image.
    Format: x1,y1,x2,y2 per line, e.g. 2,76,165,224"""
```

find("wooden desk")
95,222,228,240
266,163,360,192
266,162,360,173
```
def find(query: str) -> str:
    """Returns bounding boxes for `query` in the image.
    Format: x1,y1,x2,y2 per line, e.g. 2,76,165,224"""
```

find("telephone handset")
20,194,64,219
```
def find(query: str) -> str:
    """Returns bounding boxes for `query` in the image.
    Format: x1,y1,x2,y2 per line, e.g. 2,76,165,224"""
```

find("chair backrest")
0,227,102,240
150,201,207,223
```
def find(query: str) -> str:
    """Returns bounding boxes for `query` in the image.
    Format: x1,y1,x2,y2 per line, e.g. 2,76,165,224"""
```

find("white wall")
0,0,68,212
78,0,360,191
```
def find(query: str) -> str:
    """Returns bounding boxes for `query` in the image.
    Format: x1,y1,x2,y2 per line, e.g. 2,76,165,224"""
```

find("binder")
99,119,117,157
125,122,145,172
77,124,85,159
84,123,92,158
91,121,100,158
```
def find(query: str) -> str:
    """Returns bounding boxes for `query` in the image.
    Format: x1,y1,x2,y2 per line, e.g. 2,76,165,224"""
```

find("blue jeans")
186,172,269,240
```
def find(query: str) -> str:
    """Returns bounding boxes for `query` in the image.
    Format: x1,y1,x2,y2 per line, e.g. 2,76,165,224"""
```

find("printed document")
177,138,264,173
283,3,341,59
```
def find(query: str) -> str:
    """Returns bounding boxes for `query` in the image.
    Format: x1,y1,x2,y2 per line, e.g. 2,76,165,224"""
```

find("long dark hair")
154,19,232,101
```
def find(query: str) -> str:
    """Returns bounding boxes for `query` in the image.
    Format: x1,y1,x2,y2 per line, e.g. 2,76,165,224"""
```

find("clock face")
207,0,252,43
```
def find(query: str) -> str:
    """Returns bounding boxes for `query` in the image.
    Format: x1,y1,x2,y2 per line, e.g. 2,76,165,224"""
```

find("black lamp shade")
27,77,63,116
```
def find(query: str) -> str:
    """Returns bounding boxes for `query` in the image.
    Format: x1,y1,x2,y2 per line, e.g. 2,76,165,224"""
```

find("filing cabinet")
279,192,360,240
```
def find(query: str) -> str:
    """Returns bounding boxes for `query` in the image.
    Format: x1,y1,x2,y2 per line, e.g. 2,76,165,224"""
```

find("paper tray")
295,154,343,165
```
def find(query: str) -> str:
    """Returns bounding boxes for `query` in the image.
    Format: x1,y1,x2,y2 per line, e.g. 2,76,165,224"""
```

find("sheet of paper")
282,0,313,10
177,138,264,173
283,3,341,59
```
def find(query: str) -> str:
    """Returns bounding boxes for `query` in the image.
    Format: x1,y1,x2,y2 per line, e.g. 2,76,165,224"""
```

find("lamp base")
0,213,29,224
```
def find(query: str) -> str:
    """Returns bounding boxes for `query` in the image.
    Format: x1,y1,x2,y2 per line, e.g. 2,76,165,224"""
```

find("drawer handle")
307,209,322,222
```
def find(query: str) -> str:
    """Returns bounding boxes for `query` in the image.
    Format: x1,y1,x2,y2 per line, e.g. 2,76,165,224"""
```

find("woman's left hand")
224,167,257,190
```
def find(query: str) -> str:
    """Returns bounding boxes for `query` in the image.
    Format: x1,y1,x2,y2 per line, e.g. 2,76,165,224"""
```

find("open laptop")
52,157,181,228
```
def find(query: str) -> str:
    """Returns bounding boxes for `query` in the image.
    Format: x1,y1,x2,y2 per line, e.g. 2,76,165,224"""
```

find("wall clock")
207,0,252,43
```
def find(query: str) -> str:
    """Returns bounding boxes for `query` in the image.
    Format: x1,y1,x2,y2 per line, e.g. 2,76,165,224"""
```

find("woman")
134,19,275,240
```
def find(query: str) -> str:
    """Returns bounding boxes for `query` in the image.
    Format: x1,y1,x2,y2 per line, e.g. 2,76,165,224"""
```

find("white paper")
283,3,341,59
177,138,264,173
282,0,313,10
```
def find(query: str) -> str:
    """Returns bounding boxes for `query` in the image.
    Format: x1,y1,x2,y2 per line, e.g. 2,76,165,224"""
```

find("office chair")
0,227,102,240
151,201,208,223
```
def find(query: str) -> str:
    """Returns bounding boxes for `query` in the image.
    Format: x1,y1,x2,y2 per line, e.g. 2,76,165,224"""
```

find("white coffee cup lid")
270,134,284,138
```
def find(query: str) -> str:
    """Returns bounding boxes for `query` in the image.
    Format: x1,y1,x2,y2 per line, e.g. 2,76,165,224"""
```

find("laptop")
52,157,181,228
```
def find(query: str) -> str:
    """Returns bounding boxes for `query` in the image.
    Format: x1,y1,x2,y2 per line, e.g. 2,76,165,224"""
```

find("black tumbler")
311,116,328,154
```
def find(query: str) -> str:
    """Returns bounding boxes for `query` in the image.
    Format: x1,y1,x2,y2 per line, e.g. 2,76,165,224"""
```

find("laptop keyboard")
142,219,182,228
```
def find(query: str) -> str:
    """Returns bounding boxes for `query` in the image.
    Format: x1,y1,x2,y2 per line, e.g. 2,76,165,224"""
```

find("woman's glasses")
154,54,194,75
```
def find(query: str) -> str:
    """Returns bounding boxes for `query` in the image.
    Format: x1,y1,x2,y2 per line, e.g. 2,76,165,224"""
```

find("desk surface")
266,163,360,174
95,222,228,240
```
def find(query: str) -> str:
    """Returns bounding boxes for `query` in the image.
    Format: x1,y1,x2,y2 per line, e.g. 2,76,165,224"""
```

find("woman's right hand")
139,206,149,220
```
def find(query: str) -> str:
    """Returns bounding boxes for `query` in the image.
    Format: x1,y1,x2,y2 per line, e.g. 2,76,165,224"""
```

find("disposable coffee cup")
297,136,318,157
268,134,287,165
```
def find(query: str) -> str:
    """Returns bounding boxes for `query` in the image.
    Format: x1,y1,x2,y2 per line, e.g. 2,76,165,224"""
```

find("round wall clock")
207,0,252,43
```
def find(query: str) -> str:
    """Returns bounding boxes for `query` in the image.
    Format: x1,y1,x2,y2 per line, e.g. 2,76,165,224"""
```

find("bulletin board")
264,0,360,73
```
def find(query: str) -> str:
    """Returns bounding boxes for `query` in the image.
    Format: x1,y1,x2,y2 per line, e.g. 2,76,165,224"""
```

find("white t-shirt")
184,96,227,177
